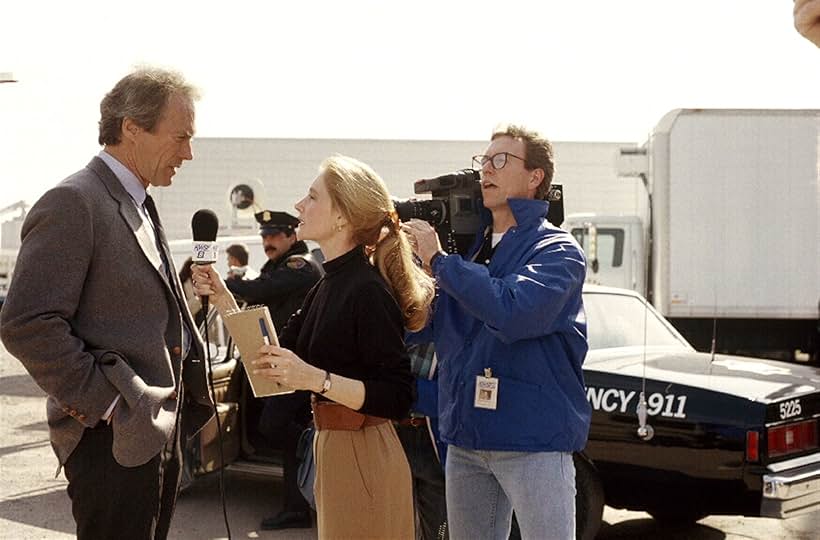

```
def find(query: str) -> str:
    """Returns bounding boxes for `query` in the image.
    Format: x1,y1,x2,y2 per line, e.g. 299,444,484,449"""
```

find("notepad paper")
222,305,294,397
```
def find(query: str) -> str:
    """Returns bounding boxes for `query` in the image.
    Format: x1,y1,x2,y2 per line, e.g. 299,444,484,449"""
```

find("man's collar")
282,240,308,258
97,150,147,206
481,198,550,228
508,198,550,223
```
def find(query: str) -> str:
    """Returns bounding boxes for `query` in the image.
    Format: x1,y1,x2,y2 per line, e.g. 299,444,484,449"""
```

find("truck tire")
574,454,604,540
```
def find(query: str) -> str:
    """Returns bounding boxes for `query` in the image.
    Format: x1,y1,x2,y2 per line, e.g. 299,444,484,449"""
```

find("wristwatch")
320,370,332,394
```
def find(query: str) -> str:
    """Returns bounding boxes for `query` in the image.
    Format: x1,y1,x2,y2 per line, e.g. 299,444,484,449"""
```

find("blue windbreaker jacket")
411,198,591,452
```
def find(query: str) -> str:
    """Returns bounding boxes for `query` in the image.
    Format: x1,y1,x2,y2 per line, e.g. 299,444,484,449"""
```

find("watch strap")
320,370,332,394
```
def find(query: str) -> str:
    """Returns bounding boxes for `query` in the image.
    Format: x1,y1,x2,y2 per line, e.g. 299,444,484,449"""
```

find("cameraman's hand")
402,219,442,268
795,0,820,47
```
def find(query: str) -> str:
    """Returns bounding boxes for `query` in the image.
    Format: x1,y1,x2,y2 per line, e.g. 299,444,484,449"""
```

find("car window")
583,292,688,350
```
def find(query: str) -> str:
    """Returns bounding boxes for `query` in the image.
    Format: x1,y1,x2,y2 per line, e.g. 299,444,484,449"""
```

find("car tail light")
767,419,818,458
746,431,760,462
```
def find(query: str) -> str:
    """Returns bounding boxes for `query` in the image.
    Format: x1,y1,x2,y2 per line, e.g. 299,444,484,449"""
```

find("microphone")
190,210,233,537
191,209,219,312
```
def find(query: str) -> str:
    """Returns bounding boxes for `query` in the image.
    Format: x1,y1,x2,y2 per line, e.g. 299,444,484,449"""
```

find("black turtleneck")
278,246,413,419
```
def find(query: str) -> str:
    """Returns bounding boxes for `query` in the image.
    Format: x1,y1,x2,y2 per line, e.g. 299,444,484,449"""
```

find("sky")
1,0,818,212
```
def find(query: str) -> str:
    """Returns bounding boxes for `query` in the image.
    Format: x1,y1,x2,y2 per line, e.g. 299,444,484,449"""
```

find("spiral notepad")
223,305,293,397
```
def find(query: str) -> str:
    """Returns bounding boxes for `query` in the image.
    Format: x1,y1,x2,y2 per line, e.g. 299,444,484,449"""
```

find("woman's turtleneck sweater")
278,246,413,419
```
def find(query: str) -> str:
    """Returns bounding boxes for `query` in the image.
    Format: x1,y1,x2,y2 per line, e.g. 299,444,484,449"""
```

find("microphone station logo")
192,241,219,264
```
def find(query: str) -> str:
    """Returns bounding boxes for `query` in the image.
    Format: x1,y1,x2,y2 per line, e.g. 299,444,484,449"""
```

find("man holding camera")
403,125,590,539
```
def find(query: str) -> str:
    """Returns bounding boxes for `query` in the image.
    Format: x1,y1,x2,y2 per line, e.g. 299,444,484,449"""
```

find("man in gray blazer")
0,67,213,539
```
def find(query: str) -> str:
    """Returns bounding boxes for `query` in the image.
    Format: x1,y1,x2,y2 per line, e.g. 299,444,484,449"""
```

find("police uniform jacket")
226,241,323,331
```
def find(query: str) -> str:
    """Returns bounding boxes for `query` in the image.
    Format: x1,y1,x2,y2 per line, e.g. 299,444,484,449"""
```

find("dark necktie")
144,194,193,356
143,194,176,289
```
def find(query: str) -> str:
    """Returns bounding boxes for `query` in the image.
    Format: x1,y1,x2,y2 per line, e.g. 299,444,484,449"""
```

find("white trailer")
567,109,819,362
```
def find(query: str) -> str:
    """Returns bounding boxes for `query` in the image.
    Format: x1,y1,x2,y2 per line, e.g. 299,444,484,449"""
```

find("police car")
576,285,820,538
186,285,820,539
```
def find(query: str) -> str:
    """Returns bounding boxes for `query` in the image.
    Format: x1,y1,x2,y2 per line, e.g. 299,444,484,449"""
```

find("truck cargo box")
650,109,819,320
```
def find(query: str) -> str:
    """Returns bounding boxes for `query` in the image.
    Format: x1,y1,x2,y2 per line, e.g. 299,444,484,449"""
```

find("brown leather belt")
395,417,426,428
312,399,388,431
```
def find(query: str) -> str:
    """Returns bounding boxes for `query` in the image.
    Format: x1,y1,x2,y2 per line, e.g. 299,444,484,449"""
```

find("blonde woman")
193,155,434,539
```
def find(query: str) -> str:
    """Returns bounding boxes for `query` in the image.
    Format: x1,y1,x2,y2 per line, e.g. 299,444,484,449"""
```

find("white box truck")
565,109,819,363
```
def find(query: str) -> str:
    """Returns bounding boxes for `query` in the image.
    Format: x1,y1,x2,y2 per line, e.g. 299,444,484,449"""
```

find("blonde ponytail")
373,222,434,331
320,155,434,330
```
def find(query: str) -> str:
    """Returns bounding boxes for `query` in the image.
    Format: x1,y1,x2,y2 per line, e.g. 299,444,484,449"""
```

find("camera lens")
393,199,448,227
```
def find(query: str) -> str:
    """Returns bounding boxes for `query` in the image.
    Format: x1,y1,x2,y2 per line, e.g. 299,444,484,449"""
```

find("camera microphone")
412,169,480,195
191,209,219,311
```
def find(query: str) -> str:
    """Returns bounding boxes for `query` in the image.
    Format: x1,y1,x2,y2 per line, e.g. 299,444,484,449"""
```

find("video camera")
394,169,482,254
394,169,564,255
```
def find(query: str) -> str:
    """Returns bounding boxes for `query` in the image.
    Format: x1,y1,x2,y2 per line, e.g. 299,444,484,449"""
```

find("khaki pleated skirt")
314,421,414,540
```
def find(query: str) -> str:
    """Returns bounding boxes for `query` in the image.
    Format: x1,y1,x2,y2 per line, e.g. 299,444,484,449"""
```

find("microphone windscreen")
192,210,219,241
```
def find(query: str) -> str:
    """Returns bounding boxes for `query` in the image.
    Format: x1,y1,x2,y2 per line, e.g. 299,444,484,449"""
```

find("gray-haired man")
1,67,213,539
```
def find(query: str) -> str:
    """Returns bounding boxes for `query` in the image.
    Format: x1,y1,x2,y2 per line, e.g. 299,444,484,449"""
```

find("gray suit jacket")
0,157,213,467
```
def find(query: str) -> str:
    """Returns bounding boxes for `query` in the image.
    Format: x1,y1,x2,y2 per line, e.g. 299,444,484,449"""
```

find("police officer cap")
255,210,300,236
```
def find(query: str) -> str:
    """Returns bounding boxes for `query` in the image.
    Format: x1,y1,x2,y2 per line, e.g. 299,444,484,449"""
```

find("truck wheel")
574,454,604,540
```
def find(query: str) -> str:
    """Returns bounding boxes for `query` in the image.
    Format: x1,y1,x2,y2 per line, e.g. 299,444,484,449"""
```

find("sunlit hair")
491,124,554,200
98,66,200,146
320,155,434,331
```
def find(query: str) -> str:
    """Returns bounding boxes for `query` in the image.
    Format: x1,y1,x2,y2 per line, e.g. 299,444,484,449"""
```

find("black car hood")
584,346,820,403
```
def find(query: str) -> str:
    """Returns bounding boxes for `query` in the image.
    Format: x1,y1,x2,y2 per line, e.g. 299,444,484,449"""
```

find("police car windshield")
583,292,688,350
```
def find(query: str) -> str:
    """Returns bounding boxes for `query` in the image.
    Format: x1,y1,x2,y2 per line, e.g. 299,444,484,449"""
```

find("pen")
259,318,271,346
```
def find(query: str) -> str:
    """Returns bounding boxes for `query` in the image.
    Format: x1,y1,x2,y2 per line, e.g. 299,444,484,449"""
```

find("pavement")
1,340,818,540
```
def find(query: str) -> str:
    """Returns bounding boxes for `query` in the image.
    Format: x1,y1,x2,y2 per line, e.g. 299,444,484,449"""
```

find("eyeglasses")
472,152,526,171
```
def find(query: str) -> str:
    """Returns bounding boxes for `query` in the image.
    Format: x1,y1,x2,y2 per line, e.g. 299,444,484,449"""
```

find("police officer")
226,210,323,530
226,210,322,330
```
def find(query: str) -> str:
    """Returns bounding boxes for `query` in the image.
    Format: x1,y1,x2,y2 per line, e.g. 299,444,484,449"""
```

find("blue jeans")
445,445,575,540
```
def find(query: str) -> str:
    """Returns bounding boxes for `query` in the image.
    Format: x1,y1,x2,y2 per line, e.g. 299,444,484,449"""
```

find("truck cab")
563,213,646,296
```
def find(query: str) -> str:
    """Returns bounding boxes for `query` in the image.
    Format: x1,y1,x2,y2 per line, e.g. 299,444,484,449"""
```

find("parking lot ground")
2,343,817,540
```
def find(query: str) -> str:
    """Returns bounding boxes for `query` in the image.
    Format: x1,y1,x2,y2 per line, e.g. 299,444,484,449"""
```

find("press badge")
474,368,498,410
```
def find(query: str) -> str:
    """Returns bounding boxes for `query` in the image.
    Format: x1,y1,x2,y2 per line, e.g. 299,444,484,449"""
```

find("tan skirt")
314,421,414,540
